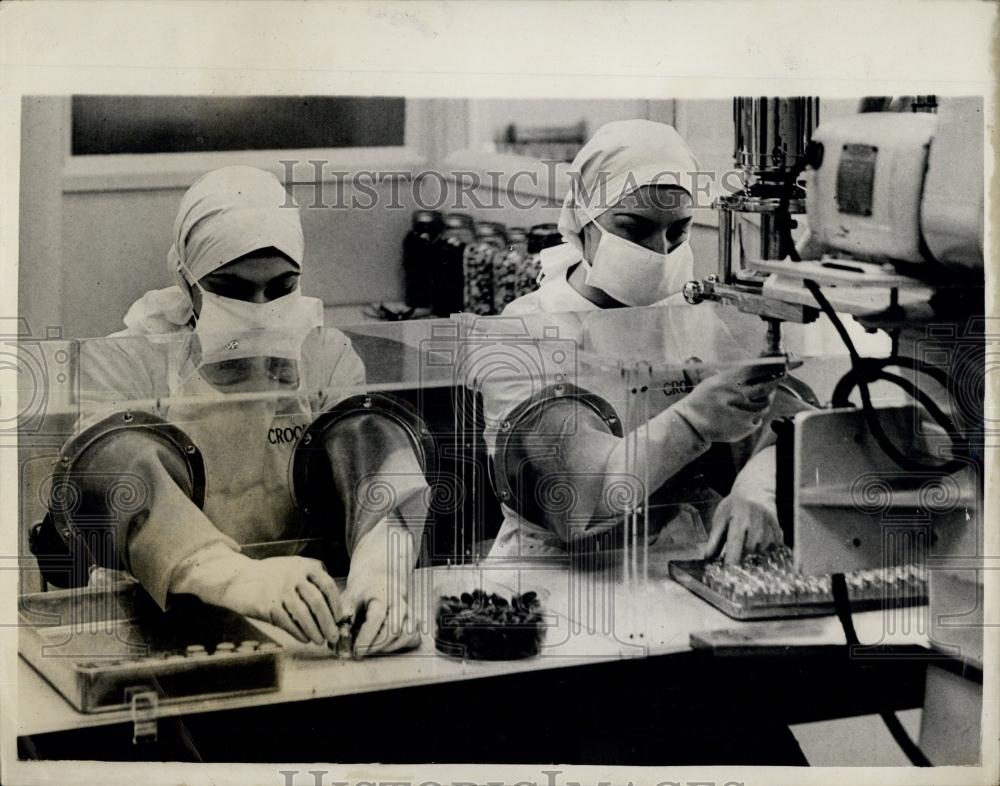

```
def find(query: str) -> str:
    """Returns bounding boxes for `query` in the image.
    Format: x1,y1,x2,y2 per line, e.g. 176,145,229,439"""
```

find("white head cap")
168,165,305,291
557,119,701,252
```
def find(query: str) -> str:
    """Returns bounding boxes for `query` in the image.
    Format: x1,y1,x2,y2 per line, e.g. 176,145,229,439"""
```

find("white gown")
473,244,814,559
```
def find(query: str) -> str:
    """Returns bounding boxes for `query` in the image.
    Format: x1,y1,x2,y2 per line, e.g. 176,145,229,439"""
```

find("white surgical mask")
192,284,324,368
584,221,694,307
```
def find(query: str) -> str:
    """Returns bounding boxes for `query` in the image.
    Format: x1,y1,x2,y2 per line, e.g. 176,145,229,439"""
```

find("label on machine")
836,143,878,217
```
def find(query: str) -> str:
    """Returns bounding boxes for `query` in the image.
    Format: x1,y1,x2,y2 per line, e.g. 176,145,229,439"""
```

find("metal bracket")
125,685,159,745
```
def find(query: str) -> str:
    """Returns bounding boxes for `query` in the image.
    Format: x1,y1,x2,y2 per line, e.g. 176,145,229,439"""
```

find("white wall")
17,96,858,339
56,180,423,336
18,99,460,336
18,97,686,337
467,98,675,149
20,97,432,337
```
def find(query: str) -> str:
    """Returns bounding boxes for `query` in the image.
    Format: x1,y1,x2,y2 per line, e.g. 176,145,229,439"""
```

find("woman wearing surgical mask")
483,120,813,564
74,166,427,657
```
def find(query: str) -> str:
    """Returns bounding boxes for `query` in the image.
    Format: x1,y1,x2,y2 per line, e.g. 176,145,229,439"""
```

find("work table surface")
15,560,929,737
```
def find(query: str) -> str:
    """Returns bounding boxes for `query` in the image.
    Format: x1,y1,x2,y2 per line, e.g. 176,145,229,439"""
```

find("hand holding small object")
674,363,786,443
335,524,421,659
238,556,342,647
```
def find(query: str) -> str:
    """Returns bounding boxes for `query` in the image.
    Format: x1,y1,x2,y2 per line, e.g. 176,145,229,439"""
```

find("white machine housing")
805,103,984,274
920,97,986,272
807,112,937,263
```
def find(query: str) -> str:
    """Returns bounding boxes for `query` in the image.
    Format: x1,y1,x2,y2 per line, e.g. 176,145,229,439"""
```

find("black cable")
831,365,869,408
831,573,932,767
803,279,967,473
876,371,960,438
784,155,937,766
854,365,965,473
832,356,953,409
803,279,861,361
777,162,809,262
877,706,933,767
831,573,860,644
855,377,962,473
875,353,953,390
810,274,950,764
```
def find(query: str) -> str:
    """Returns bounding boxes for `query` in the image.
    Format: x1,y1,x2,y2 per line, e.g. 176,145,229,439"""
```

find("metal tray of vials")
18,582,283,713
669,548,928,621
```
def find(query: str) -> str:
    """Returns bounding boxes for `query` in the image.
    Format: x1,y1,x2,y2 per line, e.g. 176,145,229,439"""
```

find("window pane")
71,96,406,155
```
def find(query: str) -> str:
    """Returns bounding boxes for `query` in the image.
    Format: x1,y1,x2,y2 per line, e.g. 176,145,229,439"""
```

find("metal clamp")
125,685,159,745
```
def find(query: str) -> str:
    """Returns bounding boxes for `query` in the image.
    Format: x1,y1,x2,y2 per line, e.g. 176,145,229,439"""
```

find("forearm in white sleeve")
601,405,712,507
65,427,242,611
168,541,262,614
514,400,711,542
730,444,777,500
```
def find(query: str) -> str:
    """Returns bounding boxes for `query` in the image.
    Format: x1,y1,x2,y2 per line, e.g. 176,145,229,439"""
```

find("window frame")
60,96,431,193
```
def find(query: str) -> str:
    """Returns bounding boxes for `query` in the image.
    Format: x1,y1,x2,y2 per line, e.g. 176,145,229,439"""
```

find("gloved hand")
673,363,786,444
336,519,421,659
705,446,784,565
336,574,420,659
170,545,346,648
231,555,343,646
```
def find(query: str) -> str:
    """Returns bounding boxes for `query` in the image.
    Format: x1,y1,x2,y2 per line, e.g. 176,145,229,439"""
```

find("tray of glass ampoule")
668,547,928,621
17,581,283,713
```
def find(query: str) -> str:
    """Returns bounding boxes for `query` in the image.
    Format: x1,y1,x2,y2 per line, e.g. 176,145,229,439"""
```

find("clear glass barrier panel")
13,315,863,566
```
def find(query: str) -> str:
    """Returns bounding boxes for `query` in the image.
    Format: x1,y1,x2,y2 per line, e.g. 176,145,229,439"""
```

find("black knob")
806,140,824,170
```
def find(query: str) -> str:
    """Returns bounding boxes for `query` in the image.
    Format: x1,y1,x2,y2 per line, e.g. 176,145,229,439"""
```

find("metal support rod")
764,318,785,356
717,207,736,284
